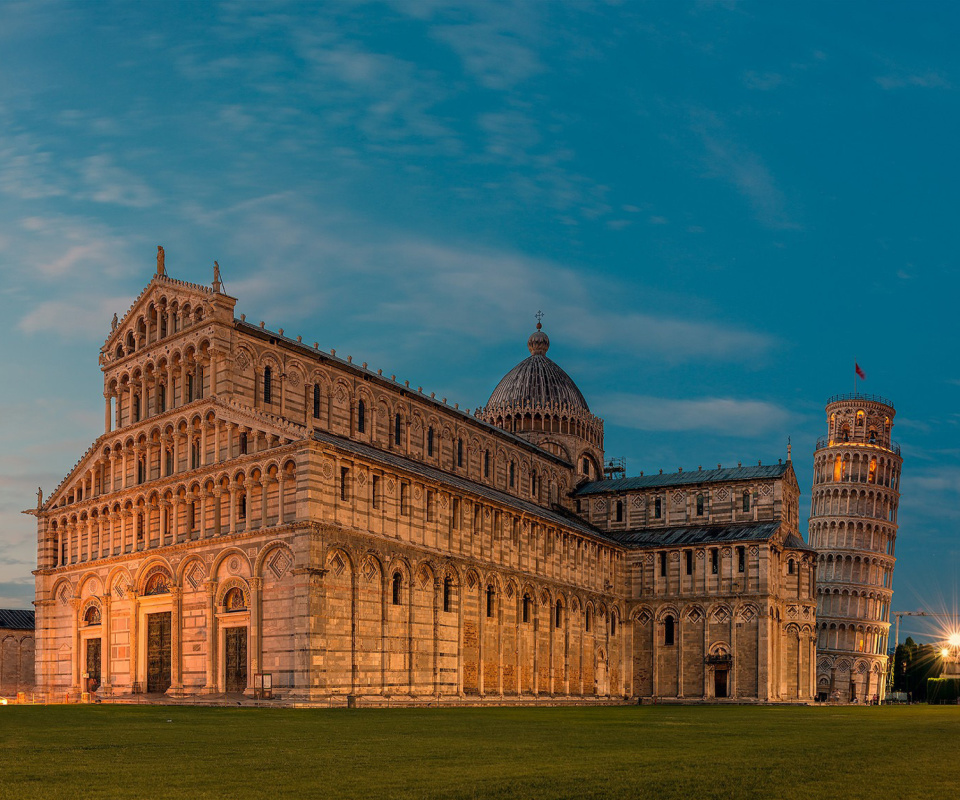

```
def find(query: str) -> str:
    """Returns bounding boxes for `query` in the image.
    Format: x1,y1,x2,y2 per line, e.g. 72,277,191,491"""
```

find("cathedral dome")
484,323,590,413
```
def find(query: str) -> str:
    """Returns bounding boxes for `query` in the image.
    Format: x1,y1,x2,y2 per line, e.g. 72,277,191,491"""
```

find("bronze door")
86,638,101,692
225,627,247,693
146,612,172,693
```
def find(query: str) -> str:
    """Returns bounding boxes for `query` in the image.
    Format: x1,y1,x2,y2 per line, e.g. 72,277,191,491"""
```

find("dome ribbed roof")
485,325,589,412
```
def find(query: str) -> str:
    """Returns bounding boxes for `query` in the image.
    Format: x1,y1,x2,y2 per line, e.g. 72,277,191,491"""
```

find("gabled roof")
0,609,35,630
573,464,790,496
310,429,617,545
609,521,781,549
102,272,225,353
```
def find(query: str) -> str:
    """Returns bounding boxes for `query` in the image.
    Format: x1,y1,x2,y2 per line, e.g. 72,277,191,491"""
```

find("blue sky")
0,1,957,640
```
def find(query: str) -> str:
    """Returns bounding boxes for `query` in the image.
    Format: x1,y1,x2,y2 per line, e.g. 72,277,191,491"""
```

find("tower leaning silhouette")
809,392,902,701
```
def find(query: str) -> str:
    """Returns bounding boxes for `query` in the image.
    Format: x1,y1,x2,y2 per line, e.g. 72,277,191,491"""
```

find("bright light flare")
948,633,960,647
942,648,951,658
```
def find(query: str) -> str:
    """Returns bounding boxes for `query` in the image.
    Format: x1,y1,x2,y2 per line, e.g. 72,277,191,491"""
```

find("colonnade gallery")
31,257,816,703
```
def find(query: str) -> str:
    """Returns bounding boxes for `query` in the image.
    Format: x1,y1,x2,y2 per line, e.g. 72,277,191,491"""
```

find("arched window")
585,608,592,632
239,432,248,455
186,372,194,403
654,497,662,519
392,572,402,606
223,586,246,612
133,393,141,422
555,601,563,628
427,426,434,456
137,457,145,484
394,413,402,446
616,500,623,522
158,383,166,413
531,471,537,497
582,457,590,476
457,438,463,468
313,384,321,419
509,461,516,488
610,612,617,636
239,492,246,520
263,366,272,404
443,577,453,613
663,615,675,646
696,493,704,516
742,491,750,512
484,450,490,478
84,606,101,626
486,585,495,618
788,559,795,575
522,593,531,623
357,399,365,433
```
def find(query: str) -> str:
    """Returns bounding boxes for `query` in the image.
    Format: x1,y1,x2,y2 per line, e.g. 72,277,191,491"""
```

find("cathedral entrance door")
714,668,729,699
86,638,101,693
225,627,248,693
146,612,172,693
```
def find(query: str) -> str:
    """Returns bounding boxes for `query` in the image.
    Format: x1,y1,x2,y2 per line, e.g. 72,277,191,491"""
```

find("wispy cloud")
692,110,800,230
602,394,792,435
81,155,156,208
215,195,773,365
876,72,951,90
743,71,783,91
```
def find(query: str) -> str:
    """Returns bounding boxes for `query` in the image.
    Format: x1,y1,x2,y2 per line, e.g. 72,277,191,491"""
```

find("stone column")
278,476,287,524
160,502,168,547
168,586,183,696
228,483,238,535
172,498,182,542
97,516,105,560
129,590,140,693
249,578,262,692
213,486,223,536
140,373,148,419
214,420,221,464
201,423,208,467
260,480,269,529
208,351,217,397
104,393,112,435
101,593,113,694
121,448,129,489
677,616,684,698
203,582,218,694
167,363,175,407
71,598,81,693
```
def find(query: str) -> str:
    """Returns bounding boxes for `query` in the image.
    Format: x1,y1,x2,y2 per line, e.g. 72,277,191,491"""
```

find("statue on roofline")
213,260,222,293
157,245,165,276
37,487,42,510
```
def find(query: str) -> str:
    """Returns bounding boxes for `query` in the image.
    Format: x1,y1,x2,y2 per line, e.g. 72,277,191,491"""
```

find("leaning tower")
809,394,902,702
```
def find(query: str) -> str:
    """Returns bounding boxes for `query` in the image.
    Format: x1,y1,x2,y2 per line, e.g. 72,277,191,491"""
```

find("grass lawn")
1,704,958,799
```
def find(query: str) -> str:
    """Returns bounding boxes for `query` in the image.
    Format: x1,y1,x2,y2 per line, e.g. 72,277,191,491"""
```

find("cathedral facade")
30,258,816,704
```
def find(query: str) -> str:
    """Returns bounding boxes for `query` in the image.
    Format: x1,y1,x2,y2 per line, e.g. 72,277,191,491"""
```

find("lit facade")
30,258,815,704
809,395,901,701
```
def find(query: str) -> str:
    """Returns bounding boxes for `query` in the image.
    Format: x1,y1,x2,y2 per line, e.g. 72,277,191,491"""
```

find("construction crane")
892,611,959,647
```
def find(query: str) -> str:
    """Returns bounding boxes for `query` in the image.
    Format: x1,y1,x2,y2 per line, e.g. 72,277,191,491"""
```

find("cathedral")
30,254,820,704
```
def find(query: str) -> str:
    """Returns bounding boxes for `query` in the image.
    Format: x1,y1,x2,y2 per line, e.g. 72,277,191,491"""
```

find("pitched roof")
0,609,35,630
606,521,781,549
573,464,789,496
310,429,616,544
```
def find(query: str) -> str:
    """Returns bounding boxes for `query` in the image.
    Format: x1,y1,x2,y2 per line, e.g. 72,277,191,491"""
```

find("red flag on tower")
855,363,866,380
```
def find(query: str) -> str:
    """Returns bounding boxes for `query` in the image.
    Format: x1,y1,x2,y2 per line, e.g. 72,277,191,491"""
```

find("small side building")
0,609,35,696
575,463,818,702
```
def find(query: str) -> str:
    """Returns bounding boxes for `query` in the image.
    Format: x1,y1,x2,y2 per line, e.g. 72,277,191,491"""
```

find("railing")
827,393,895,409
815,435,900,455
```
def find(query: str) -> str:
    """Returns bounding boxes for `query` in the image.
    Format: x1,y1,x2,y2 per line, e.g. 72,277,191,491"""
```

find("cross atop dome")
535,310,544,331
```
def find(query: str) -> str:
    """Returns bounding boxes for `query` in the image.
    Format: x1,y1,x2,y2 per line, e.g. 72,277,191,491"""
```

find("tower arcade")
808,394,902,701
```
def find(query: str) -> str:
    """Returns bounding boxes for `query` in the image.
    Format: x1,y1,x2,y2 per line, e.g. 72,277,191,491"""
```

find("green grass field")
1,704,958,799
